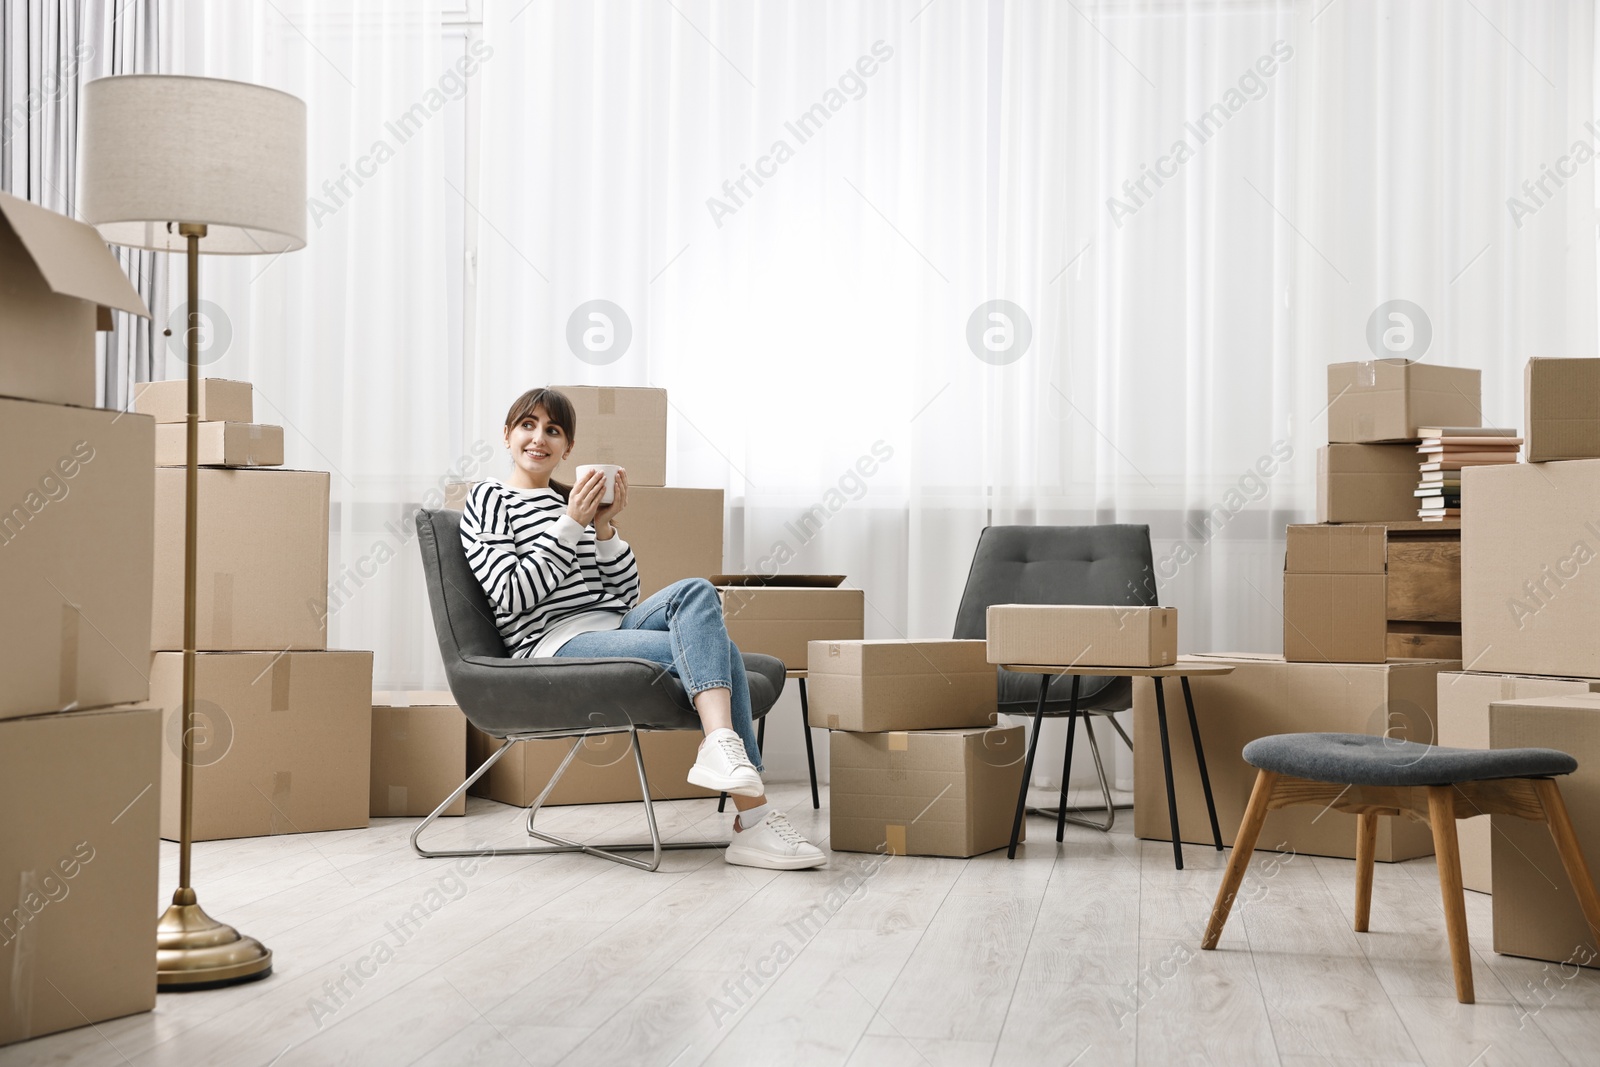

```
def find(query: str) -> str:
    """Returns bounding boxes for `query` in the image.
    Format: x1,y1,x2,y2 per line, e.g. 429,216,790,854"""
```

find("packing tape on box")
1357,412,1375,439
1357,361,1377,387
883,825,907,855
825,714,840,729
887,732,909,751
212,573,234,647
391,708,410,741
268,771,293,834
59,602,80,709
598,387,616,415
270,657,291,712
10,869,39,1034
388,785,408,814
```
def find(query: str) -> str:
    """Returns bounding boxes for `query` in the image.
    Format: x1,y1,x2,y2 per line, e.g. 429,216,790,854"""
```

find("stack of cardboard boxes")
1134,359,1476,862
133,377,373,841
443,385,726,806
0,193,162,1045
814,639,1021,857
1445,357,1600,968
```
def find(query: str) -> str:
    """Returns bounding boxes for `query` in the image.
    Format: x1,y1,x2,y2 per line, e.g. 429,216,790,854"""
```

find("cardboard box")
152,651,372,840
1286,523,1387,574
1327,359,1483,443
550,386,668,487
1,705,159,1046
829,726,1026,857
152,468,330,651
719,586,865,670
1318,444,1424,523
487,729,717,807
621,486,724,599
983,604,1176,668
132,378,253,424
466,718,497,798
1489,694,1600,968
806,640,998,732
1133,655,1454,861
155,422,284,467
1437,671,1600,894
0,191,150,409
1283,525,1388,663
370,695,467,818
1,397,154,721
1461,459,1600,677
1526,358,1600,463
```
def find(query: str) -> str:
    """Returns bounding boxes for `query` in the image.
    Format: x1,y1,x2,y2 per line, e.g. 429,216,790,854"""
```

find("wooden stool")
1202,732,1600,1004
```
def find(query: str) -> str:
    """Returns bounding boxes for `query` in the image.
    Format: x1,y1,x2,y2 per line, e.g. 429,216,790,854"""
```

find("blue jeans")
553,578,763,772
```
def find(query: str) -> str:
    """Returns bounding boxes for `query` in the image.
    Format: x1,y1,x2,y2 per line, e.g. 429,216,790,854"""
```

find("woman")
459,387,825,871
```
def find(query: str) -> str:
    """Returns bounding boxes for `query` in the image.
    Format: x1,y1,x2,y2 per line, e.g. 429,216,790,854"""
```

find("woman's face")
504,403,570,484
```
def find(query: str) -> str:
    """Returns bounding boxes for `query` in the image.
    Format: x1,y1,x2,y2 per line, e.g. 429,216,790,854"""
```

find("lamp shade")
77,75,306,255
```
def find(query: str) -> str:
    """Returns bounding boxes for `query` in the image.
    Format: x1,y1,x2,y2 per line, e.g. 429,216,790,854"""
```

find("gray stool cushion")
1242,732,1577,787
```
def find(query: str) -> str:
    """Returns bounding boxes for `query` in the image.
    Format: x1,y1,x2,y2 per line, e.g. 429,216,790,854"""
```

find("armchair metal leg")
411,728,730,872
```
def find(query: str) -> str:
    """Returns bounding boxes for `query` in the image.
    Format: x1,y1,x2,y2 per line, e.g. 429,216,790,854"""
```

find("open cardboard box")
0,191,149,408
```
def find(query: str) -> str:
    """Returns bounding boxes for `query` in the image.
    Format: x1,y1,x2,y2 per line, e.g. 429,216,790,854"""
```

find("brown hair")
504,387,577,498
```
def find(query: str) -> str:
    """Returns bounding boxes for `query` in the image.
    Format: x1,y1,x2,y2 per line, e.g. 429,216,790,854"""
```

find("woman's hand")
566,468,606,528
594,468,628,535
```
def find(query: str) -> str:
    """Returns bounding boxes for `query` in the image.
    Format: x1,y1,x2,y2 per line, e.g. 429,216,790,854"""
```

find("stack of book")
1416,426,1522,520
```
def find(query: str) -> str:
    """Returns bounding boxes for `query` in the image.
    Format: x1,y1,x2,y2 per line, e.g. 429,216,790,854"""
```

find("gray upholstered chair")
953,524,1158,837
410,508,785,871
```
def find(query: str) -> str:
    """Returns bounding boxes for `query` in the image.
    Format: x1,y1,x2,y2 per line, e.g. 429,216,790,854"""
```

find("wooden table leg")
1008,673,1051,859
799,678,819,810
1181,676,1223,851
1056,675,1081,843
1354,812,1378,933
1204,769,1277,949
1153,677,1184,870
1427,785,1475,1003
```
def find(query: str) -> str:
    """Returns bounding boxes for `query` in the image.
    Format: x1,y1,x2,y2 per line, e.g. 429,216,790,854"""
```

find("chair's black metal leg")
1154,677,1184,870
1182,676,1223,851
800,678,819,810
1009,674,1051,859
1057,675,1081,843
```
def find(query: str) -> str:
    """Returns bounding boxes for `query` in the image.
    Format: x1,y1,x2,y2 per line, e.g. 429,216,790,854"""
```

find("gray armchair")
410,508,784,871
953,524,1157,839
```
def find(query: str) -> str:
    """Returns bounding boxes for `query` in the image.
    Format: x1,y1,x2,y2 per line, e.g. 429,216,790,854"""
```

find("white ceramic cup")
574,463,622,504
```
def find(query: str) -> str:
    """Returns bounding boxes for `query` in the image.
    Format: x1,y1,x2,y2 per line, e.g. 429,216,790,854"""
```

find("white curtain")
158,0,1597,784
473,1,1595,785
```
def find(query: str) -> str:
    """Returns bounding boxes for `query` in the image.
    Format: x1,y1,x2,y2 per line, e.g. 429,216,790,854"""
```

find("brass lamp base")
156,887,273,991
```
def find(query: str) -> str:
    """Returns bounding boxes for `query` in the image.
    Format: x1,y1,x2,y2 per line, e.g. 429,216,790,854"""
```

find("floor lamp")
77,74,307,990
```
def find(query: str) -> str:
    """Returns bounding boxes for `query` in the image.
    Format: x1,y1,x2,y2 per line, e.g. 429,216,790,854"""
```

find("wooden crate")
1330,521,1462,659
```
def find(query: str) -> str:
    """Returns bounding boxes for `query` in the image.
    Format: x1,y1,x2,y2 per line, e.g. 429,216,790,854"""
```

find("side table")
1000,658,1234,869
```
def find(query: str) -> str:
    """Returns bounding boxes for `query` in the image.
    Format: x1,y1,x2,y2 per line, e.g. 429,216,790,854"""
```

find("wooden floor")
8,782,1600,1067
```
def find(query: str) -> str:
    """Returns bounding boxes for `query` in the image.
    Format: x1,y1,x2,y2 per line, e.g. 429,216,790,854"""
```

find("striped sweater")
460,480,641,659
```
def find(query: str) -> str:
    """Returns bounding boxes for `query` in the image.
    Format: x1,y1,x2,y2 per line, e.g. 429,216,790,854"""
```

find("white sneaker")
687,728,764,797
725,810,827,870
